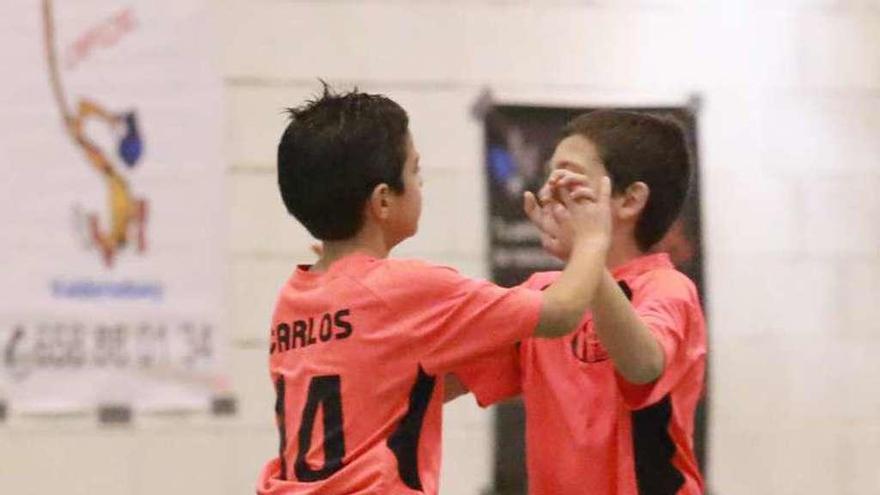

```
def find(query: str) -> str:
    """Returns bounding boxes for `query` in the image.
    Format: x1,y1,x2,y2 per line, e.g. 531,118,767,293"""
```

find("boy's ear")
617,181,650,220
367,183,393,220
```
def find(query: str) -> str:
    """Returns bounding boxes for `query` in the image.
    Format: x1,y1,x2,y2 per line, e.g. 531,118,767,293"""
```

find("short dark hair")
562,110,692,251
277,84,410,240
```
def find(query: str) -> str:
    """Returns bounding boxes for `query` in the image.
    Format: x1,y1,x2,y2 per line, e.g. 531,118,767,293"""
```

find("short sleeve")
448,271,561,405
454,345,522,407
453,271,561,405
615,273,707,409
370,260,543,376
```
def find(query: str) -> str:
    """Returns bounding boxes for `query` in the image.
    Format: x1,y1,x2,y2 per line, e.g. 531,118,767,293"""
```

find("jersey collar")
294,253,378,280
610,252,674,281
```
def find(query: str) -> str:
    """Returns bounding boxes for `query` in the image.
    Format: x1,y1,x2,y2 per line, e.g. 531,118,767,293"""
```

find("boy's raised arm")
533,173,611,338
525,173,665,383
589,272,665,384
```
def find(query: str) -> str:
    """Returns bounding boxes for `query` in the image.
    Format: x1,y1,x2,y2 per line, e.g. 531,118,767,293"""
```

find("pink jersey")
458,253,707,494
256,253,543,494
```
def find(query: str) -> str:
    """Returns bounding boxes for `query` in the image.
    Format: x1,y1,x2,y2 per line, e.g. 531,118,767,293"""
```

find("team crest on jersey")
569,280,633,363
570,322,610,363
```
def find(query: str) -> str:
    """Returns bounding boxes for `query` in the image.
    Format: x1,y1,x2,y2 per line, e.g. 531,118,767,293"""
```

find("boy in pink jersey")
255,86,614,494
456,110,707,494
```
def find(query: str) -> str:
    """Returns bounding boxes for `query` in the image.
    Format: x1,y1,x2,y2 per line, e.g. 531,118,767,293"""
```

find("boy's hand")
524,171,612,259
552,171,612,251
524,190,568,259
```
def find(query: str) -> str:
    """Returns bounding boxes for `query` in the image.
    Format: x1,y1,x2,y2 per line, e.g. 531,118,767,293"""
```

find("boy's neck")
605,231,646,271
312,225,392,273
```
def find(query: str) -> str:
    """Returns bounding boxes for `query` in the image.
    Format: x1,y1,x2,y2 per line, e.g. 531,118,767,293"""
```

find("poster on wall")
0,0,228,414
483,103,707,492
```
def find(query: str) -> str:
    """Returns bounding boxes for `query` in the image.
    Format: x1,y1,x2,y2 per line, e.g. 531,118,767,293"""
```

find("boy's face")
387,133,423,243
547,134,607,189
545,134,625,229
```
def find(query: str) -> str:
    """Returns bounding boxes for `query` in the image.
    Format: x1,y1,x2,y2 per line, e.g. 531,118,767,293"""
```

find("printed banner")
0,1,227,413
483,103,707,491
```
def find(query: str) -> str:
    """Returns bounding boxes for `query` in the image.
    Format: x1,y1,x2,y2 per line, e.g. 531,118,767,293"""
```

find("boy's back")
257,254,544,494
257,86,614,494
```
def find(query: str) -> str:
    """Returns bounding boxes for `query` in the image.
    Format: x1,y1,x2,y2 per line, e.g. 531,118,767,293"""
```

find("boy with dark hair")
456,110,707,494
256,86,613,494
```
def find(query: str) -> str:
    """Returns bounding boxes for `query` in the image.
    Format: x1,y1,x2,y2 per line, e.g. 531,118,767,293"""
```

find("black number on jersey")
296,375,346,481
273,368,436,487
274,375,346,482
274,376,288,480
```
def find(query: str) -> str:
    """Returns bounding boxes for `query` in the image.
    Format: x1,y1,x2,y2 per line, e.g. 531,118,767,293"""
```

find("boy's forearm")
536,239,607,338
591,271,665,384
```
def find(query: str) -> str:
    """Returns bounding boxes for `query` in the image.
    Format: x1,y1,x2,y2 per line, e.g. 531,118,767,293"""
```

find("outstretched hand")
524,171,612,260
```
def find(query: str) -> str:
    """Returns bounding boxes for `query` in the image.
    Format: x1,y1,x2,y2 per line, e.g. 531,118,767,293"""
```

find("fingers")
538,182,553,205
549,200,569,224
558,181,592,210
546,169,568,186
523,191,542,225
550,170,587,189
545,170,590,197
543,170,611,205
525,190,565,241
568,186,597,202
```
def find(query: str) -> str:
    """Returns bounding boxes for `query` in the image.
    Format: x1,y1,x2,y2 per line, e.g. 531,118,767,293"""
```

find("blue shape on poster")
118,112,143,167
489,146,515,184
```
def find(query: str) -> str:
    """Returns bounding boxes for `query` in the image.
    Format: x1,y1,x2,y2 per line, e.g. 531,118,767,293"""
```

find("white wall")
3,0,880,493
